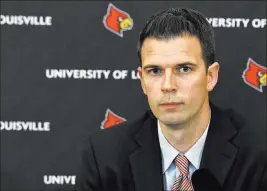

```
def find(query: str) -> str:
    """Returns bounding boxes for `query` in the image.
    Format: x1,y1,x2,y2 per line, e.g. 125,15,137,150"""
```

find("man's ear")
138,66,147,95
207,62,220,92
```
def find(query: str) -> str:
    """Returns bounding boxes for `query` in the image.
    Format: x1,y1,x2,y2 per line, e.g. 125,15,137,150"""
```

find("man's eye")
179,66,191,73
148,68,161,75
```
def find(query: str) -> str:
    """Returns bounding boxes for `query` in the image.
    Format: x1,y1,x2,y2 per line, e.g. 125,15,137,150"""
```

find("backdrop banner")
1,1,266,191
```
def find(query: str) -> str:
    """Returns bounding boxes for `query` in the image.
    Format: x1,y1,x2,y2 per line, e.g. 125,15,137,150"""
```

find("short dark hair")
137,7,216,69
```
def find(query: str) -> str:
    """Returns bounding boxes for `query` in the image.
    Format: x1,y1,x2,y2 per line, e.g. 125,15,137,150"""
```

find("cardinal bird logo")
103,3,133,37
100,109,126,129
242,58,266,92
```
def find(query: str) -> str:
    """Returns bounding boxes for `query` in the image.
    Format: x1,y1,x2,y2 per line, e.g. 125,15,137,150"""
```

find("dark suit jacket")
75,103,266,191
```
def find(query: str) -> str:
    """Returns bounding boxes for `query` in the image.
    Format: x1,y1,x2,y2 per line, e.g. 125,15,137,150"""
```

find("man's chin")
159,116,187,127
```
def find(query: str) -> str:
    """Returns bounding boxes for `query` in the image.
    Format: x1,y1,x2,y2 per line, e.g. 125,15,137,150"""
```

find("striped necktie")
171,154,194,191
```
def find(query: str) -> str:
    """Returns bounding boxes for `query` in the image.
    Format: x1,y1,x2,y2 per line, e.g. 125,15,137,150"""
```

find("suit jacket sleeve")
75,134,102,191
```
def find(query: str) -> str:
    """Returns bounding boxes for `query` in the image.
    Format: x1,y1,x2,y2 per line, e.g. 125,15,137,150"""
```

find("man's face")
138,35,219,127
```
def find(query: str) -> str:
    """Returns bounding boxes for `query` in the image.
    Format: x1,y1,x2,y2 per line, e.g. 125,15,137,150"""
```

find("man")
75,7,266,191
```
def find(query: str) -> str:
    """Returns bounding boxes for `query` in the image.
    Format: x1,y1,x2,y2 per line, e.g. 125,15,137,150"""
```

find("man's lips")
159,102,183,108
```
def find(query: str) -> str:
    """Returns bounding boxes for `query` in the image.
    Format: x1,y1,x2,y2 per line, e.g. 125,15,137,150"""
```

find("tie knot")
174,154,190,176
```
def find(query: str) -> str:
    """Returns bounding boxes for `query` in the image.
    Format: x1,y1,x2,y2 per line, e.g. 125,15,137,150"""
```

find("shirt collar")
158,116,210,174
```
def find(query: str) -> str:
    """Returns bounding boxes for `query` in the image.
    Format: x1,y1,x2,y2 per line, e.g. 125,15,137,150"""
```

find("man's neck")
159,101,211,153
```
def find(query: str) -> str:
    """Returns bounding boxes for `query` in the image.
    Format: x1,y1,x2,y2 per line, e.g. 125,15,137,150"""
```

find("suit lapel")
128,103,240,191
200,103,239,187
129,111,164,191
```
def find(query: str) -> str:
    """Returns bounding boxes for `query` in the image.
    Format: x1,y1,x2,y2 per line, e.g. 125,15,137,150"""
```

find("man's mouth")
159,102,183,109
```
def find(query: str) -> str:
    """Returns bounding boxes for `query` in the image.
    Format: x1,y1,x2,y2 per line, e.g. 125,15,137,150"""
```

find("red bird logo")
100,109,126,129
103,3,133,37
242,58,266,92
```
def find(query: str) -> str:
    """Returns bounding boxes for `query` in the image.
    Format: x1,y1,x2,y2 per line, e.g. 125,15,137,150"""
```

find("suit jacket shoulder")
75,110,155,191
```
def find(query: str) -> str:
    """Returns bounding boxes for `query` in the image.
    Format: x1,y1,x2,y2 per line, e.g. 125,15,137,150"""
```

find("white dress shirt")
157,117,210,191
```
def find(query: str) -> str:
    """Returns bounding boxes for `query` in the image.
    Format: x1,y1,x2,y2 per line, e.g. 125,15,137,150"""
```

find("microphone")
192,168,222,191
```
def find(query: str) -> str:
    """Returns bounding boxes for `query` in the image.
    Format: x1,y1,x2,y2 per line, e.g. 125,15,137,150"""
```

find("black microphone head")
192,168,222,191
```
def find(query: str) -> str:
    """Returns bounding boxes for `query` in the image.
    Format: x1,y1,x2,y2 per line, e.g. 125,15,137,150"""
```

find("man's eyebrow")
142,62,197,70
176,62,197,66
143,65,160,70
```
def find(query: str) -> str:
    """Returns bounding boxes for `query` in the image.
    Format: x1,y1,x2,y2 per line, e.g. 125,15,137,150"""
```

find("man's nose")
161,69,177,92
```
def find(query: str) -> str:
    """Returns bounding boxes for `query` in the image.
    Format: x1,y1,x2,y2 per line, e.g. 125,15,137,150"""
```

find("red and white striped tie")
171,154,194,191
